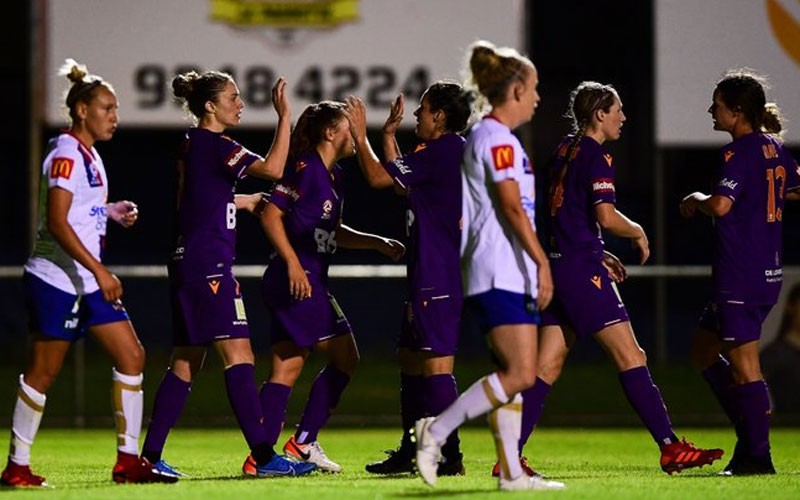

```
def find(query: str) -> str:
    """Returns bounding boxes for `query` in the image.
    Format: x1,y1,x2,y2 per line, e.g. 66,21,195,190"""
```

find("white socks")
489,392,523,480
9,375,46,466
112,368,143,455
429,373,509,444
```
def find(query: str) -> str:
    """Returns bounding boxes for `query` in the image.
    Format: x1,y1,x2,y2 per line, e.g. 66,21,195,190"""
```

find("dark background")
1,1,799,362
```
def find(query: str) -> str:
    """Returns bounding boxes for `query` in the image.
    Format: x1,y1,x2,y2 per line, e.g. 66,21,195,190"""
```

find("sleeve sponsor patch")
274,183,299,201
226,146,248,168
50,157,74,179
491,144,515,171
592,178,615,193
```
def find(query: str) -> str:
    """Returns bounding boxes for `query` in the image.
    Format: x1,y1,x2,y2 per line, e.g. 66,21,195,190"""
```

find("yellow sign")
210,0,359,27
766,0,800,67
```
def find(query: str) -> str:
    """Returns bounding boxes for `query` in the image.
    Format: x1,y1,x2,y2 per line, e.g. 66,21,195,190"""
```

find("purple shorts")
540,254,629,338
170,268,250,346
25,272,129,341
266,289,352,349
698,301,773,343
397,289,462,356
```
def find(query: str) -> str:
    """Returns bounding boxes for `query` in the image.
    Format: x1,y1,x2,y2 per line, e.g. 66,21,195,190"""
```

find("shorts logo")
491,145,514,170
208,279,221,295
603,154,613,166
64,317,79,329
724,150,735,163
591,275,602,289
51,157,74,179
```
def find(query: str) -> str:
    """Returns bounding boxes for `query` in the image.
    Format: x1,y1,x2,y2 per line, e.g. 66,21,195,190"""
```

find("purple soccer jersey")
262,150,352,348
711,133,800,305
383,133,464,355
168,128,261,345
171,128,261,274
384,133,464,298
546,135,617,257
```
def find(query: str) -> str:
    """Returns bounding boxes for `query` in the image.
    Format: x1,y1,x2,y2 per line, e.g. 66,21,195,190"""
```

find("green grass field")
6,427,800,499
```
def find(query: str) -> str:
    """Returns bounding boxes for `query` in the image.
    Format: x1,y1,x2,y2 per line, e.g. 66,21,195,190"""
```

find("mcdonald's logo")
50,157,74,180
491,144,515,171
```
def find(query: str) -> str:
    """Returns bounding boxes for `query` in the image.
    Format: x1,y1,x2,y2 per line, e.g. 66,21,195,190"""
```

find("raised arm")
344,96,394,189
495,179,553,309
246,77,291,181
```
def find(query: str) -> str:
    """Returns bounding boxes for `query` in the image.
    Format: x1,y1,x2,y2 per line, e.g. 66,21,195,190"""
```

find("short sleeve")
46,149,82,194
588,149,617,205
383,143,433,189
712,147,745,200
484,133,525,184
218,135,261,179
269,158,314,213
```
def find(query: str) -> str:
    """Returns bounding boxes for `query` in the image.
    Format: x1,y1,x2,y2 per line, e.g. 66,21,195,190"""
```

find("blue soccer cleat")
242,454,316,477
153,459,187,478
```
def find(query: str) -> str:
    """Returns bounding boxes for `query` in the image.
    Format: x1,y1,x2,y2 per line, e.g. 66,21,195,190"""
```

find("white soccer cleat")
413,417,442,487
283,436,343,473
499,473,566,491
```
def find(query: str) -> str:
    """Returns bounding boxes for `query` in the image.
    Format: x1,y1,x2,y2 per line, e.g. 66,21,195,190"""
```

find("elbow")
707,199,731,217
596,211,614,230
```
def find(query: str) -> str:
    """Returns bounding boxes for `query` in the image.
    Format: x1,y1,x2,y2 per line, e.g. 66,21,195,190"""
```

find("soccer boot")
412,417,441,486
283,436,342,473
659,438,724,474
0,462,47,487
365,447,415,474
437,452,465,476
499,473,565,491
241,453,316,477
152,459,187,478
492,455,542,478
723,453,776,476
112,453,179,484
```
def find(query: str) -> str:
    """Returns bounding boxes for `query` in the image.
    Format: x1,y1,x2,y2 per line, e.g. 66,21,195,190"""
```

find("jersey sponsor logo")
591,275,602,289
89,205,108,231
321,199,333,220
50,157,74,180
226,146,248,168
718,178,738,190
723,150,735,163
603,153,613,166
274,183,300,201
592,178,615,193
491,144,515,170
208,279,221,295
393,158,412,175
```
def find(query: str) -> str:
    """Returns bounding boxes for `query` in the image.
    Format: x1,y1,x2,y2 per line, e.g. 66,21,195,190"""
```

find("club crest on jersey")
84,159,104,187
491,145,514,170
591,275,602,289
603,154,613,166
321,199,333,219
724,150,735,163
50,157,74,180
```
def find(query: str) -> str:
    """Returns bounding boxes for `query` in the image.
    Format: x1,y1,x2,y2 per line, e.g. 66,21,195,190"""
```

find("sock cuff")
18,374,46,407
485,372,510,406
619,365,650,383
112,368,143,387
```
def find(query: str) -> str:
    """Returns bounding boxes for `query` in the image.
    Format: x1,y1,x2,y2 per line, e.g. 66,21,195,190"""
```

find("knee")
537,353,567,385
614,346,647,372
334,348,360,376
24,370,58,394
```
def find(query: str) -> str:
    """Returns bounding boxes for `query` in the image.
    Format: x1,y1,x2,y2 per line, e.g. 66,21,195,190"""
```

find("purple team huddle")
2,41,797,490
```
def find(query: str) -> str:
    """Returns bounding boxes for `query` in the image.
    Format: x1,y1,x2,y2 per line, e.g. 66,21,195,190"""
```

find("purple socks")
294,365,351,444
619,366,677,445
142,369,190,463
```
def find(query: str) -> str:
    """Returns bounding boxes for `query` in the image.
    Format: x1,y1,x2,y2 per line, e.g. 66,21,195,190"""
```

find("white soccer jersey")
461,117,539,297
25,133,109,294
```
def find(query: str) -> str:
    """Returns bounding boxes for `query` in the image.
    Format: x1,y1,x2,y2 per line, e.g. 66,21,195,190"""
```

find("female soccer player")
680,69,800,475
139,70,315,478
0,59,175,487
513,81,723,476
414,41,563,491
346,83,472,477
252,101,404,473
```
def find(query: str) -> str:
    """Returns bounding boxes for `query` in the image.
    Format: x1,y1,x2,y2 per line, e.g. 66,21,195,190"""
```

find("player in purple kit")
680,69,800,475
139,70,315,478
513,81,723,476
249,101,405,474
0,59,175,487
345,82,473,476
